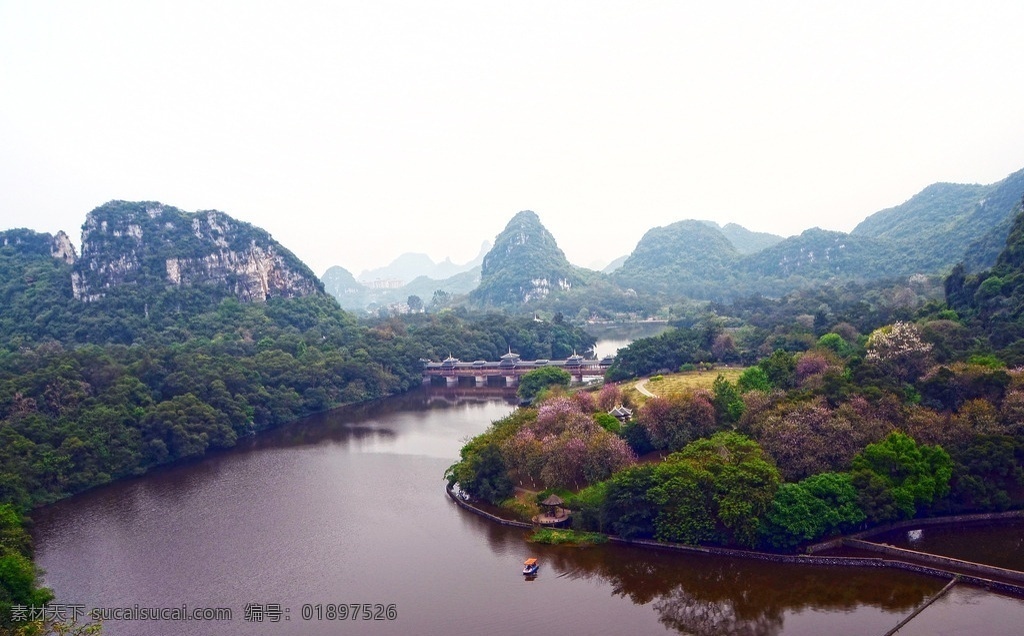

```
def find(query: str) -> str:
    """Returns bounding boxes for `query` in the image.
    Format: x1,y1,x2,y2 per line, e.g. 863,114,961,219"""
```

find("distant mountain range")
316,166,1024,311
322,252,485,313
3,165,1022,322
357,241,490,285
319,242,490,312
371,166,1023,309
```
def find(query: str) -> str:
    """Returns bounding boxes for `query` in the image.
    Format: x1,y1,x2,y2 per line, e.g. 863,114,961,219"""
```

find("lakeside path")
635,378,655,398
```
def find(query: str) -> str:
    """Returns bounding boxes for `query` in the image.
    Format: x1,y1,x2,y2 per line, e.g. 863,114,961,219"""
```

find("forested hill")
853,168,1024,273
608,221,909,300
72,201,323,304
739,228,909,294
470,210,595,307
0,228,80,343
1,201,330,345
0,201,597,514
0,200,432,510
611,220,742,300
946,194,1024,362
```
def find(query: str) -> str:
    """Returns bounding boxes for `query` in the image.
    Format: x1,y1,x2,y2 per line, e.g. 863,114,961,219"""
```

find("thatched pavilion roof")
541,494,565,507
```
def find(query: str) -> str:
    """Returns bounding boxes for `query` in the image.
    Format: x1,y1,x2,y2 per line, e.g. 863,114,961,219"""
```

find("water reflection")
231,386,518,457
450,497,940,636
553,551,936,636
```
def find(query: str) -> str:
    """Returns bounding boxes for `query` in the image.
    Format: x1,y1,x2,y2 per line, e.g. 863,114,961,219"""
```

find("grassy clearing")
500,498,540,522
527,528,609,546
623,367,746,405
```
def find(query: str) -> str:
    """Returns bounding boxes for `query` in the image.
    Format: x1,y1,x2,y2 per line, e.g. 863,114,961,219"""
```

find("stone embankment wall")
446,485,532,529
805,509,1024,554
845,539,1024,584
446,485,1024,597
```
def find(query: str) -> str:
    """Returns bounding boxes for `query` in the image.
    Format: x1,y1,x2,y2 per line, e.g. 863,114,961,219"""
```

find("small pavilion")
534,494,571,526
609,405,633,424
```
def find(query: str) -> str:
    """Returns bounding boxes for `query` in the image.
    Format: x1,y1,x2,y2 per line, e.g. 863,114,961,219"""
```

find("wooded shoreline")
446,483,1024,598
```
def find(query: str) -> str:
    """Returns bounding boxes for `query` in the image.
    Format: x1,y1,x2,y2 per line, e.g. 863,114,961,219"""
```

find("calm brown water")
893,584,1024,636
31,387,1022,635
869,520,1024,571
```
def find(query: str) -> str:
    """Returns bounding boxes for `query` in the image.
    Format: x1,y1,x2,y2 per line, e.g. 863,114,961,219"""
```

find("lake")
32,386,1024,635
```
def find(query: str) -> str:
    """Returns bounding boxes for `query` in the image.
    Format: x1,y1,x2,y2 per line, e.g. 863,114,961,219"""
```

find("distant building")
366,278,404,290
609,405,633,424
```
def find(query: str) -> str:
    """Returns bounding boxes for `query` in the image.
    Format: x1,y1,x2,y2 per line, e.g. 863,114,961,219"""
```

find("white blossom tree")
866,321,934,382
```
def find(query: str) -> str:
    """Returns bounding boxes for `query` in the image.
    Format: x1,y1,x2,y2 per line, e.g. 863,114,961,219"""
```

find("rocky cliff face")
0,228,78,264
470,210,586,306
70,201,323,302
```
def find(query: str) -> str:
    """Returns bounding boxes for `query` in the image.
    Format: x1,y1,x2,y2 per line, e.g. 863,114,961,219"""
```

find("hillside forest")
447,196,1024,551
2,181,1024,633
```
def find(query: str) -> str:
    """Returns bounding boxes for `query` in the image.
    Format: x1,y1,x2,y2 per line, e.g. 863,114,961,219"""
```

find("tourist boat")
522,558,539,576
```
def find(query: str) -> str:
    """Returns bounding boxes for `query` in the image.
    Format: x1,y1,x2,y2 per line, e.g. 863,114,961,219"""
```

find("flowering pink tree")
500,427,546,486
497,394,638,490
534,396,590,437
597,384,622,411
637,391,717,452
752,398,861,481
572,389,597,414
539,422,636,489
582,431,636,483
1001,389,1024,436
795,350,840,388
541,431,590,489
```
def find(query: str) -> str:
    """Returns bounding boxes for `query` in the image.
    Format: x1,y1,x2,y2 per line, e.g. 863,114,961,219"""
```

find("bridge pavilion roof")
499,349,522,366
423,353,607,371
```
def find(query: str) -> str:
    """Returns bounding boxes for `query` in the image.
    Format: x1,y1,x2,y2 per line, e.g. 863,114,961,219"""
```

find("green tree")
430,289,451,310
760,472,865,549
0,504,54,631
601,464,660,539
516,367,571,402
446,442,513,504
736,366,771,393
851,431,952,520
445,411,527,503
593,412,621,434
758,350,796,390
650,432,780,547
817,332,855,358
947,435,1024,512
712,375,744,424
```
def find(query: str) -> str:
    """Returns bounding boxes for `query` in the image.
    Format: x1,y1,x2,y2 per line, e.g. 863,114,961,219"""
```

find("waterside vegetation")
527,528,609,546
449,202,1024,552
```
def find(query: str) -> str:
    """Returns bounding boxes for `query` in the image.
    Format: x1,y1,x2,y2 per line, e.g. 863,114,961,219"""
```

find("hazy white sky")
2,1,1023,276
